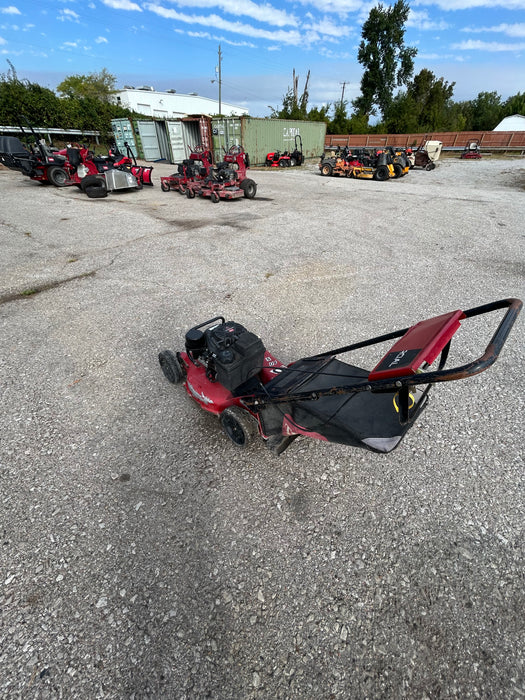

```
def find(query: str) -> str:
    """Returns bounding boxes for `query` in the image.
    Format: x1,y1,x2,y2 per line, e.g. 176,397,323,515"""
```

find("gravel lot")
1,156,524,699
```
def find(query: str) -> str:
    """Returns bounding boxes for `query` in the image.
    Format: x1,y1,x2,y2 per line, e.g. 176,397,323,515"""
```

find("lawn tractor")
158,298,521,456
182,146,257,203
460,139,482,160
160,146,214,193
265,135,304,167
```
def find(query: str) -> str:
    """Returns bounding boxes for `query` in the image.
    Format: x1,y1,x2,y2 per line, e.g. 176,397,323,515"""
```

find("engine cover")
206,321,266,391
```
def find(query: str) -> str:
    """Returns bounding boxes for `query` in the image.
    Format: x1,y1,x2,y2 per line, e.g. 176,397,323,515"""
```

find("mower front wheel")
210,191,220,203
81,175,108,198
393,163,404,178
161,180,170,192
186,188,196,199
426,162,436,171
47,166,69,187
220,406,258,448
320,163,332,177
179,184,187,195
240,178,257,199
289,158,297,167
158,350,185,384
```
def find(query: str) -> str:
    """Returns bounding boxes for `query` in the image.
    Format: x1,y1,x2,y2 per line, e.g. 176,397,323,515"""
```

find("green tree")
408,69,455,130
328,100,352,134
57,68,117,102
270,69,310,119
501,92,525,118
470,91,502,130
354,0,416,120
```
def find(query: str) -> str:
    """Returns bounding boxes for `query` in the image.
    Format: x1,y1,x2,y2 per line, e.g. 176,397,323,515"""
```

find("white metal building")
113,87,248,118
493,114,525,131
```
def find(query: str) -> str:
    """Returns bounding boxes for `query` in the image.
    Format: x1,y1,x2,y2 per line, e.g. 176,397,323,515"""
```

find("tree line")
271,1,524,134
0,62,137,142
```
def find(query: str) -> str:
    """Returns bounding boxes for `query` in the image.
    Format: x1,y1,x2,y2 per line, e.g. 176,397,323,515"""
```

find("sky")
0,0,524,117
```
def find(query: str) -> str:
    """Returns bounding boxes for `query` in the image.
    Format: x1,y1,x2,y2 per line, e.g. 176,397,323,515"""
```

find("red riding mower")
265,135,304,168
461,139,482,160
160,145,214,194
183,145,257,203
158,298,521,455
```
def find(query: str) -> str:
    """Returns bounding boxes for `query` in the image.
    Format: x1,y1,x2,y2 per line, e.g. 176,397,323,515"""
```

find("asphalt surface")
1,156,524,699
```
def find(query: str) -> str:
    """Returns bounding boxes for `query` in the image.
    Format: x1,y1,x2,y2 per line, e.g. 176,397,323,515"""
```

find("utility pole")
218,44,222,116
340,81,348,105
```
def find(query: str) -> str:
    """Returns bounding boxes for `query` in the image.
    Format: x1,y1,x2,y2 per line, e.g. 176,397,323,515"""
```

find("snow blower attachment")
158,299,521,455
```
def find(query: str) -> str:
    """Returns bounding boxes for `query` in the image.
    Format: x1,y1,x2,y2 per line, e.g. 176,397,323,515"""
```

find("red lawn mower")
160,145,214,193
158,298,521,455
265,135,304,168
461,139,482,159
183,145,257,203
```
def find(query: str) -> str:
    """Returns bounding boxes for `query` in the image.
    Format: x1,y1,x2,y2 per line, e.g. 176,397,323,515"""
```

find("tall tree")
470,91,502,130
408,69,455,130
270,69,311,119
57,68,117,102
354,1,416,120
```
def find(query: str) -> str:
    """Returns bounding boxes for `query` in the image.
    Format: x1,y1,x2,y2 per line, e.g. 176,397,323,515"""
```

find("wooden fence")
324,130,525,152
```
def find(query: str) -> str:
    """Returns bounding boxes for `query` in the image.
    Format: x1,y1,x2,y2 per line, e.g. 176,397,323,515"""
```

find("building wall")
113,89,248,119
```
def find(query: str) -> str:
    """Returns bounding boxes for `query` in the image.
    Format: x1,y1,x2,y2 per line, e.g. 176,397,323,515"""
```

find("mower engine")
185,320,266,392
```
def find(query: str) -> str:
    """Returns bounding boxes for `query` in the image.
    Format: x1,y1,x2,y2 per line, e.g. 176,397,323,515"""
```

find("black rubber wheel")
161,180,170,192
81,175,108,198
426,162,436,171
220,406,258,448
158,350,185,384
210,191,219,203
373,165,389,181
320,163,332,177
240,178,257,199
289,158,297,167
47,165,69,187
186,188,196,198
179,184,187,195
393,163,403,179
278,160,287,167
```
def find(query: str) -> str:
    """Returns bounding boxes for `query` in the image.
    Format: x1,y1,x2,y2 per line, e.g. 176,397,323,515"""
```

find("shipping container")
211,117,326,165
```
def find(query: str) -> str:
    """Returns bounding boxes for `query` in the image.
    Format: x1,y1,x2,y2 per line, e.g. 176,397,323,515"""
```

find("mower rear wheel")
161,180,170,192
240,178,257,199
158,350,185,384
320,163,332,177
289,158,297,167
186,188,196,199
81,175,108,198
210,191,220,203
373,165,390,181
220,406,258,448
47,166,69,187
279,160,287,167
426,162,436,171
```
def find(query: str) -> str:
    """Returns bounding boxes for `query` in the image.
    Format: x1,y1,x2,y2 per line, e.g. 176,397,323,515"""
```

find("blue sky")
1,0,524,117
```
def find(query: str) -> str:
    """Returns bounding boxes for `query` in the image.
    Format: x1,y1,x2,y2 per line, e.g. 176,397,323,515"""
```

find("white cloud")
414,0,525,9
452,38,525,50
57,8,80,22
161,0,297,28
102,0,142,10
408,9,449,31
461,22,525,37
0,35,6,43
95,35,109,42
144,4,302,44
0,6,21,15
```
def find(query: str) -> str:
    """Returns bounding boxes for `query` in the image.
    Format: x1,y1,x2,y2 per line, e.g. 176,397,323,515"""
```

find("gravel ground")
1,156,524,699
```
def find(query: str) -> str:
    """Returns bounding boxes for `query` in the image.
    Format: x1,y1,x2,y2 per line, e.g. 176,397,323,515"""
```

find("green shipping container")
211,117,326,166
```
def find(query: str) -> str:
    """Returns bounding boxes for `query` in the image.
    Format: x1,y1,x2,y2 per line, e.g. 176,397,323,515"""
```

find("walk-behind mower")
406,140,442,170
183,145,257,202
158,298,521,456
